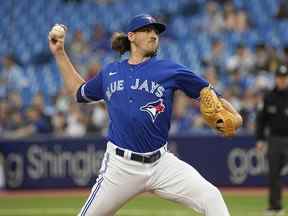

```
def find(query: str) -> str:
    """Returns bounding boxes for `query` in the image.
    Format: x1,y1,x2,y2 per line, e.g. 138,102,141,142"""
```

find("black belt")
115,148,161,163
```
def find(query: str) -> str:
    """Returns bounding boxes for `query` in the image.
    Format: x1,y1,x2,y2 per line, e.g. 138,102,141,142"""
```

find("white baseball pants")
78,141,230,216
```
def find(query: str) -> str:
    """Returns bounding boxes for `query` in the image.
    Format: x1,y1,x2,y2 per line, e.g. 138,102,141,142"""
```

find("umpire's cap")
127,14,166,34
275,65,288,77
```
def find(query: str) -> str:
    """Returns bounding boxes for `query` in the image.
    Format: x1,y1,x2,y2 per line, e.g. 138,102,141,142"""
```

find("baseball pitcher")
48,14,242,216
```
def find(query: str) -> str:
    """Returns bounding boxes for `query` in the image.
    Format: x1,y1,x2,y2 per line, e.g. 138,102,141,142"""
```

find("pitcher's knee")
208,186,224,202
197,186,223,209
201,186,230,216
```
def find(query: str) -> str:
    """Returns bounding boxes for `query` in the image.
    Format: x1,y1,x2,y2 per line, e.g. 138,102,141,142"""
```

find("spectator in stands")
52,111,67,137
1,55,29,92
226,43,255,75
203,65,224,92
220,87,242,118
254,72,274,92
254,43,270,74
266,46,283,73
0,92,27,136
0,73,6,99
282,46,288,66
7,91,24,111
225,68,251,98
65,103,87,137
239,89,258,132
88,102,108,135
179,1,201,16
68,29,90,74
204,1,225,33
31,92,54,130
170,91,191,135
54,88,71,113
3,105,53,138
170,92,207,135
24,105,53,134
203,39,227,76
234,10,250,33
85,62,101,81
32,92,52,114
275,0,288,19
89,24,109,53
0,100,9,134
223,1,237,32
253,44,276,92
189,101,207,132
4,110,25,131
69,30,89,56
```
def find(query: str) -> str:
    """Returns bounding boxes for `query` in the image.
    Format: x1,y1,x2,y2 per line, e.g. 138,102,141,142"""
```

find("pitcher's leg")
78,153,144,216
150,153,230,216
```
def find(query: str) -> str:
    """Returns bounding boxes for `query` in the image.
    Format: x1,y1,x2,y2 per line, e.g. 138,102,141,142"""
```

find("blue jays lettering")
105,78,165,100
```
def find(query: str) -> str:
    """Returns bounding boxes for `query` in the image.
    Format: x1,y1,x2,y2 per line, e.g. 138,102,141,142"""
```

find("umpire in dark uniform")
256,65,288,216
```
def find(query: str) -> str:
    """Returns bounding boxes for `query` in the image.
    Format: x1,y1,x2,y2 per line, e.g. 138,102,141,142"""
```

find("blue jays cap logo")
140,99,165,122
127,14,166,34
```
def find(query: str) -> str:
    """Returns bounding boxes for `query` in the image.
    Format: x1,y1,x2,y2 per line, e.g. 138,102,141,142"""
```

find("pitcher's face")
129,26,160,57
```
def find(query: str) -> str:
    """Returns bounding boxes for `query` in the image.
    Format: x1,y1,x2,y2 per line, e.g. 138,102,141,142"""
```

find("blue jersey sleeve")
76,71,104,103
174,64,209,99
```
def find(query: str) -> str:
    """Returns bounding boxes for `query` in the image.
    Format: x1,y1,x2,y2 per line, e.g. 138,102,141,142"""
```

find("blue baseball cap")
127,14,166,34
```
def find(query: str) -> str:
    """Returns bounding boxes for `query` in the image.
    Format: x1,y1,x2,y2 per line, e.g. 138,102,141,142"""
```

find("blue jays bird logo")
140,99,165,122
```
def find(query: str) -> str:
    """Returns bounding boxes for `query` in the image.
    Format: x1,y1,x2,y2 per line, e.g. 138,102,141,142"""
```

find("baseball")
50,24,66,39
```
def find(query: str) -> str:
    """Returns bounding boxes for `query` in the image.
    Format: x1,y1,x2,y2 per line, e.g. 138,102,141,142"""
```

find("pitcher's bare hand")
48,24,67,56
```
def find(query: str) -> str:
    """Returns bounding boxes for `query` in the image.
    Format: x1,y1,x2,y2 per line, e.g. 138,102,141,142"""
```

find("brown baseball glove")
200,86,237,137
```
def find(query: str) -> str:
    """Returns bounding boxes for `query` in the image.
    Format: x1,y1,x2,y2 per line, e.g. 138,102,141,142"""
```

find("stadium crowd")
1,0,288,138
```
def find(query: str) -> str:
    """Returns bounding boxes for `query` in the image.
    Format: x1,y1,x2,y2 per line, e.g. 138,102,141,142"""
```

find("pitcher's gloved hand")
200,86,238,137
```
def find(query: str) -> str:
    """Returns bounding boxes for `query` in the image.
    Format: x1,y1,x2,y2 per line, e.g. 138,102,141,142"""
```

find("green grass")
0,192,287,216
